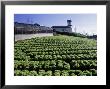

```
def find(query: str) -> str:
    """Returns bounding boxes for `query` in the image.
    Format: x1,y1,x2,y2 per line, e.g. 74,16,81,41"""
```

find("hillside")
14,35,97,76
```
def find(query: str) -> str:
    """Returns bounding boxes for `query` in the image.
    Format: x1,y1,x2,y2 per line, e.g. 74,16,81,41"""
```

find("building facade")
14,22,53,34
52,20,72,33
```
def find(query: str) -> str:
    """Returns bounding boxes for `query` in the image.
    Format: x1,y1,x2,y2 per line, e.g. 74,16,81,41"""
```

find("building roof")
52,26,71,28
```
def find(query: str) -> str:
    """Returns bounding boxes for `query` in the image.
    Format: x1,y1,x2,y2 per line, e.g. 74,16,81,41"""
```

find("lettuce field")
14,35,97,76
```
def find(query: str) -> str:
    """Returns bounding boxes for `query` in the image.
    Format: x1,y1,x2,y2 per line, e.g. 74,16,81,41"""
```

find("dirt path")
15,33,53,41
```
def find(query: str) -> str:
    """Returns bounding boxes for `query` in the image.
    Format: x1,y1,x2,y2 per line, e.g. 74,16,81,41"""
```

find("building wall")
14,22,53,34
53,28,72,33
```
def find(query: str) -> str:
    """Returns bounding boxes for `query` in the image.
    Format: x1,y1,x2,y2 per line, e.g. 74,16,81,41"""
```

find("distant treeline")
54,31,97,40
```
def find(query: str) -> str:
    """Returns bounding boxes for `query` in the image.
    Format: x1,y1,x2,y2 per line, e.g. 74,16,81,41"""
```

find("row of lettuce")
14,69,96,76
14,60,96,70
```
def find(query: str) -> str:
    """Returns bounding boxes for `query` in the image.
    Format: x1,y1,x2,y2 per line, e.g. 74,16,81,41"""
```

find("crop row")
14,60,97,70
15,45,96,51
15,47,96,52
24,49,96,54
14,53,96,61
14,69,97,76
15,44,96,49
14,49,97,54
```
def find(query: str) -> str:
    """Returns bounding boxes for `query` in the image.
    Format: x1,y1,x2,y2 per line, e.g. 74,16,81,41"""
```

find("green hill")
14,35,97,76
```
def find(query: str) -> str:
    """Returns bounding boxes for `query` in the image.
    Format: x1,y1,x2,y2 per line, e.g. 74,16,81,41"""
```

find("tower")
67,20,72,27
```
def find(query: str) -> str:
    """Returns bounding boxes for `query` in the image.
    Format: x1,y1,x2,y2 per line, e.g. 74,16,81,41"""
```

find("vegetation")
54,31,97,40
14,35,97,76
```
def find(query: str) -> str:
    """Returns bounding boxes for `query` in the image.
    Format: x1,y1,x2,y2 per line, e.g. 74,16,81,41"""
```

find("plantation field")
14,35,97,76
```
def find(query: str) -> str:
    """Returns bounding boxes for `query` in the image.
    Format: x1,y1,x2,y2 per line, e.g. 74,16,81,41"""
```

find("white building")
52,20,72,33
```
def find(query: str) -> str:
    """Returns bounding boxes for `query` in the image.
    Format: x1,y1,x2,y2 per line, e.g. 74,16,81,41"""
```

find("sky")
14,14,97,35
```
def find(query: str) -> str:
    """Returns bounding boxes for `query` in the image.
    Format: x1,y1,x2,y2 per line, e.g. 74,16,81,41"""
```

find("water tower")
67,20,72,27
